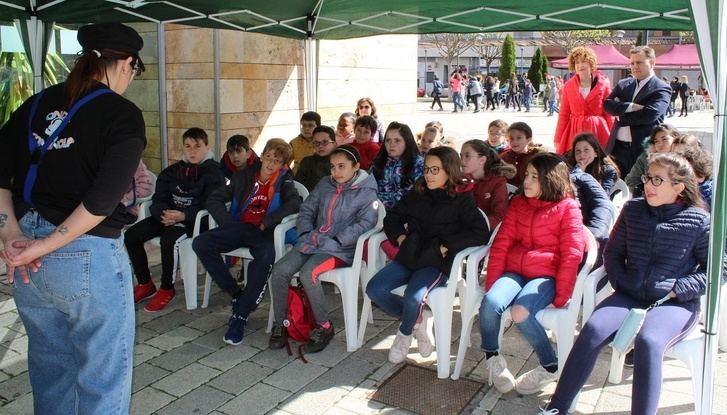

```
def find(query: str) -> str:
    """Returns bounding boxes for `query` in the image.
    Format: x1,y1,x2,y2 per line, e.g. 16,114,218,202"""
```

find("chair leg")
201,273,213,308
178,239,198,310
341,281,360,352
358,297,372,348
451,293,481,380
430,299,454,379
608,347,626,384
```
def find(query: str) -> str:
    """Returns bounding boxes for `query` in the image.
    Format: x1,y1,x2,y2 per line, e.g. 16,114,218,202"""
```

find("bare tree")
422,33,476,72
540,30,612,54
471,33,503,75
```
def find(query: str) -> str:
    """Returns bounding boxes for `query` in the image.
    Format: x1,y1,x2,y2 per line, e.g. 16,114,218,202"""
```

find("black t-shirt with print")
0,83,146,238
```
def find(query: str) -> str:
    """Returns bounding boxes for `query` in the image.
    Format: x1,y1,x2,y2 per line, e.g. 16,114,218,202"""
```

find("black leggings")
124,217,189,289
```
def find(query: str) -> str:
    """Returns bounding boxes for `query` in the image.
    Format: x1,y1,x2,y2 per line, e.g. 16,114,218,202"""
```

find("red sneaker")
133,282,156,304
144,288,175,313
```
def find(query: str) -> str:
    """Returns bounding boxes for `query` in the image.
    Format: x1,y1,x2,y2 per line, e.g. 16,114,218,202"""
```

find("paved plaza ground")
0,103,723,414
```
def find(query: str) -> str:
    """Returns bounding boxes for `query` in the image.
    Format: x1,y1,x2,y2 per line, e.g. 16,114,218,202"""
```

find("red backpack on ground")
284,283,316,362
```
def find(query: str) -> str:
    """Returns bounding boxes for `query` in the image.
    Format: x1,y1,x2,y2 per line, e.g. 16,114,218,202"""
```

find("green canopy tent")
0,2,724,413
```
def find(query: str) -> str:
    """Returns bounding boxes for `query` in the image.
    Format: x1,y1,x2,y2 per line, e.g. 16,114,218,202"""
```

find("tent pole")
304,37,318,111
158,22,169,169
213,28,222,159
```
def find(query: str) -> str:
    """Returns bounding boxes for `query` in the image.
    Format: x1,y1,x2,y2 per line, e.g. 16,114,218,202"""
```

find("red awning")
551,44,631,70
655,44,701,70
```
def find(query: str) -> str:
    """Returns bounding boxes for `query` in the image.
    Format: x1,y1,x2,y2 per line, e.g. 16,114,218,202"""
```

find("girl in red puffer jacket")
479,153,585,396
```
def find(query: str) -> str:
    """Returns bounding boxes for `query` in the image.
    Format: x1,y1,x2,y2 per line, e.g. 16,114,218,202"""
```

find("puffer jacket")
486,195,585,308
150,151,225,231
206,159,301,230
371,155,424,210
605,198,710,311
571,167,613,242
296,170,379,263
385,186,490,275
469,162,517,228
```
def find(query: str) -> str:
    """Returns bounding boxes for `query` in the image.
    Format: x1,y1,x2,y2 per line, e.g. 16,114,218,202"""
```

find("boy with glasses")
295,126,337,191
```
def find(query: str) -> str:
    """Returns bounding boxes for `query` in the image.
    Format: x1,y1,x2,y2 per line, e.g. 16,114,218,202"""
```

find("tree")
422,33,476,73
540,30,612,54
540,51,550,79
635,31,643,46
497,34,516,84
527,48,545,92
471,33,503,75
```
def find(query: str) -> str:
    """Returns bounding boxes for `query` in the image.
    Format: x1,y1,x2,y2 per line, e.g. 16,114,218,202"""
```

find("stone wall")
124,24,417,169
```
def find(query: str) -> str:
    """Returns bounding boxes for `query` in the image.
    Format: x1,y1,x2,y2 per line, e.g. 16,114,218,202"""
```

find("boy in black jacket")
193,138,301,346
294,125,337,191
125,127,225,312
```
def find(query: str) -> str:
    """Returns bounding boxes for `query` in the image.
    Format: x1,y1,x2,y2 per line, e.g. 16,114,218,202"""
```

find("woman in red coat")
554,46,614,154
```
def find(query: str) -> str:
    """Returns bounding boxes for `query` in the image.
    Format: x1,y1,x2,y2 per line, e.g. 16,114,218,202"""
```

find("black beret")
77,23,143,57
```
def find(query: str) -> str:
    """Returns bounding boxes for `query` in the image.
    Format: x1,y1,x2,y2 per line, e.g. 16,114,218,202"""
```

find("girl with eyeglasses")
480,153,585,396
625,124,680,197
366,146,490,364
541,153,709,415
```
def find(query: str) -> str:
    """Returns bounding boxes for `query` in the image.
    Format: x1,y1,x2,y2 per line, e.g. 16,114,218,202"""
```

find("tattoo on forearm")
0,213,7,229
57,225,68,235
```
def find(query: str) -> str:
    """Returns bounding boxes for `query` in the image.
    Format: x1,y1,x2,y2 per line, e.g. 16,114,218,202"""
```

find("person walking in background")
506,72,521,111
678,75,690,117
667,76,679,117
553,46,614,154
430,75,444,111
450,71,464,113
547,75,560,116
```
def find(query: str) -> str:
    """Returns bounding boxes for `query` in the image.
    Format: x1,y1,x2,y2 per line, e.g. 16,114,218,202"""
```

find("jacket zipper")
319,183,343,233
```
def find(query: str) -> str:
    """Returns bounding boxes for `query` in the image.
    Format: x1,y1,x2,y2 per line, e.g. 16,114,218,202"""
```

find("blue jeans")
479,273,557,367
548,99,560,115
13,211,135,415
365,261,445,335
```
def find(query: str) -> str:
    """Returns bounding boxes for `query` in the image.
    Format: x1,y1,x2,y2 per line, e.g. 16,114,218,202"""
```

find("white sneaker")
389,331,413,364
515,366,557,395
535,408,559,415
413,309,433,358
486,355,516,393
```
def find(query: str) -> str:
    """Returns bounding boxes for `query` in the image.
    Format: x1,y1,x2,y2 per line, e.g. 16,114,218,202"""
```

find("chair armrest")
273,214,299,260
193,209,211,237
137,200,152,221
582,266,610,323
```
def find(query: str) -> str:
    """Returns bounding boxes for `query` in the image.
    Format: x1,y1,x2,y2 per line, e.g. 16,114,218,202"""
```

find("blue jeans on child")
12,211,135,415
479,272,557,367
547,291,698,414
365,261,445,335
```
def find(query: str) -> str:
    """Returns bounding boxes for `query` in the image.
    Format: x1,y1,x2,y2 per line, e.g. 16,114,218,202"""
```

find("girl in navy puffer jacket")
480,153,585,396
545,153,710,415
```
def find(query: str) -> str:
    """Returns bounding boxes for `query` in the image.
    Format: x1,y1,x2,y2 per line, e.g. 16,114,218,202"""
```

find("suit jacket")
603,76,671,153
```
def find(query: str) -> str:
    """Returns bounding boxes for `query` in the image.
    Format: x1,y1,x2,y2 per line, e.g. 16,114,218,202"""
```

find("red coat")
469,163,516,228
351,140,380,171
554,72,614,154
485,196,585,308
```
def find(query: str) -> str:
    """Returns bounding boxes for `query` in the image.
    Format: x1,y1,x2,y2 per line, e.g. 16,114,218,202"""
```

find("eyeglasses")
312,140,334,147
423,166,441,175
641,174,675,187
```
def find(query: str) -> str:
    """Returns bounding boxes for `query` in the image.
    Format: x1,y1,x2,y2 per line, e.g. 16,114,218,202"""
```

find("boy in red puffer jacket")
479,153,584,396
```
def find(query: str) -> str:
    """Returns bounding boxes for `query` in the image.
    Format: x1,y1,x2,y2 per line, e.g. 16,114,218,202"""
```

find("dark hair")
675,146,712,180
528,153,573,202
649,124,679,144
415,146,462,196
312,125,336,142
647,153,704,209
300,111,321,126
183,127,209,145
226,134,250,152
354,115,378,133
372,122,420,187
508,121,533,139
355,97,378,118
566,132,620,183
331,144,360,165
64,49,138,108
462,139,509,177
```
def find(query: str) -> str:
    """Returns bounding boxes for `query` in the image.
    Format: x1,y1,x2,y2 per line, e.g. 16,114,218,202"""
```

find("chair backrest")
609,179,630,209
606,201,619,231
567,226,598,312
506,183,518,200
293,180,310,201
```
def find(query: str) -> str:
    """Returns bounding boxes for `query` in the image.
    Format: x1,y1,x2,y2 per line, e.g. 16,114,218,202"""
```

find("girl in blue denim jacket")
369,122,424,210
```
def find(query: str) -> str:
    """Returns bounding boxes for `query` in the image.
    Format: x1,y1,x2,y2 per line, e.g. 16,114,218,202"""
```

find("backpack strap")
24,88,115,207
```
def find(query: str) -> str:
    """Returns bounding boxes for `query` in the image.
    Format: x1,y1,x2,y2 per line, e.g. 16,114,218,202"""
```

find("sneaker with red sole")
144,288,174,312
133,282,156,304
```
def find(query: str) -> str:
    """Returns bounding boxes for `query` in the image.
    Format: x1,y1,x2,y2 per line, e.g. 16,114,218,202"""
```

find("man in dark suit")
604,46,671,176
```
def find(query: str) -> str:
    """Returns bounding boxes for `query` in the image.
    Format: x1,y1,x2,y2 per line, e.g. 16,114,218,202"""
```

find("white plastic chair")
135,171,157,205
609,179,630,210
186,181,310,310
359,212,489,379
506,183,518,200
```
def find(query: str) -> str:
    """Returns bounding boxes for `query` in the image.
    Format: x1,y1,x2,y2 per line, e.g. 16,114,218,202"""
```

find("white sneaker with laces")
515,366,557,395
413,309,433,358
389,331,413,364
486,355,516,393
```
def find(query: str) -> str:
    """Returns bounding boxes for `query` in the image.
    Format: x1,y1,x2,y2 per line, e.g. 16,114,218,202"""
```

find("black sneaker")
304,323,335,353
268,324,288,349
624,349,635,367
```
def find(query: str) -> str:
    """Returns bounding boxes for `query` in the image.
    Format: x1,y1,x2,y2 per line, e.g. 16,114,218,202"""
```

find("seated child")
626,124,679,197
192,138,301,346
418,126,439,155
290,111,321,174
486,119,509,153
351,115,381,170
566,132,619,194
221,134,258,179
125,127,225,312
676,146,713,210
371,121,424,210
335,112,356,146
295,126,337,191
499,122,542,187
268,145,379,353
